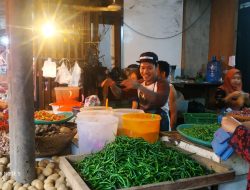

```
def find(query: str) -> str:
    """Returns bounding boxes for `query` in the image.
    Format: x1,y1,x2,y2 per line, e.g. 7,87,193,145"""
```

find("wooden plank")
60,149,235,190
161,131,249,175
123,173,233,190
160,134,221,162
208,0,238,66
114,20,121,69
59,156,91,190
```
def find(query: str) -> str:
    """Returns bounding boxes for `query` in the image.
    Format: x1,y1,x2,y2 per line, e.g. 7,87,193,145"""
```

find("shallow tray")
177,124,213,148
35,112,74,125
59,148,235,190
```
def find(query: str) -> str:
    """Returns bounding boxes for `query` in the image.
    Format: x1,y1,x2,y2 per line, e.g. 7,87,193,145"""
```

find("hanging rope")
123,2,210,40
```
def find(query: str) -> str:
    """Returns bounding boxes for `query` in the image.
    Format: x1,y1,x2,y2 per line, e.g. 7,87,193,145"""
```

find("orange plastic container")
50,100,82,113
54,87,80,102
121,113,161,143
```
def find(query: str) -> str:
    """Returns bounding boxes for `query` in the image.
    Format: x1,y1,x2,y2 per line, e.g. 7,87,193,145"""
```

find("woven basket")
35,128,77,157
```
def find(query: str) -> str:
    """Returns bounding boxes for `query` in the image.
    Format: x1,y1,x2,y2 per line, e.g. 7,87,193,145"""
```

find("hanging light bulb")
108,0,121,11
42,21,56,37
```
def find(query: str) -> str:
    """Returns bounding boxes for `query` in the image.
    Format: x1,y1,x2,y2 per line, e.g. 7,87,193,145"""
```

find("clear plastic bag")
42,58,56,78
69,61,81,87
84,95,101,107
55,59,72,85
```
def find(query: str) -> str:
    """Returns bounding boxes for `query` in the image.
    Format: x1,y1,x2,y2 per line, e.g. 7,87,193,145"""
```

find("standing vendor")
121,52,170,131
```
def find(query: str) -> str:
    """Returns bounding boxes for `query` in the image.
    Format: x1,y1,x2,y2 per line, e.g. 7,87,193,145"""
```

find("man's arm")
121,78,169,107
169,85,177,129
101,78,122,99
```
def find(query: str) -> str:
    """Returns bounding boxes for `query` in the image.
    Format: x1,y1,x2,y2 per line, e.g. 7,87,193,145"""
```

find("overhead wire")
123,2,210,40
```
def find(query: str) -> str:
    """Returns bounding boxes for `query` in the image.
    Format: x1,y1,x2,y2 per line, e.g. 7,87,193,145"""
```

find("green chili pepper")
180,123,219,142
73,136,214,190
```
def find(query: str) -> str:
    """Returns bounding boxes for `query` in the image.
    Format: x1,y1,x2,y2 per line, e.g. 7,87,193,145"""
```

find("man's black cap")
136,52,158,65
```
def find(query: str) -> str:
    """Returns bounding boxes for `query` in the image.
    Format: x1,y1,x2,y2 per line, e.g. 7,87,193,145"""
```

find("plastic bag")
69,61,81,87
84,95,101,107
55,61,72,85
211,128,234,161
42,58,56,78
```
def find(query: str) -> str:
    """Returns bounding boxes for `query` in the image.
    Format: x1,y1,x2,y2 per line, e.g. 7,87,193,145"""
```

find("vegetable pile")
227,107,250,121
34,110,66,121
0,112,8,132
0,156,72,190
35,124,72,137
179,124,219,142
0,131,9,155
74,136,213,190
0,124,73,155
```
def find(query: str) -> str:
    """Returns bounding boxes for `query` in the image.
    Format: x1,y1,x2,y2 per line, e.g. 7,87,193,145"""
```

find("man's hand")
121,79,140,90
101,78,115,88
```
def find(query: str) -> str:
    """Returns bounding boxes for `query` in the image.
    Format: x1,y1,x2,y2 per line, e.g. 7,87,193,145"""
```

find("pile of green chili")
73,136,213,190
180,123,219,142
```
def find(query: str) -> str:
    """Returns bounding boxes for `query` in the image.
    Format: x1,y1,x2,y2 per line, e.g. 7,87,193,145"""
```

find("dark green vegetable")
73,136,214,190
180,123,219,142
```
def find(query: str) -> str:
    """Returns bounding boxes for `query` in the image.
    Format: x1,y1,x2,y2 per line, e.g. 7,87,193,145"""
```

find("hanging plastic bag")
42,58,57,78
55,59,72,85
69,61,81,87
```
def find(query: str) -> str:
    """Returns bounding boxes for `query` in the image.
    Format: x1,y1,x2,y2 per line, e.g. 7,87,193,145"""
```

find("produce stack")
73,136,214,190
0,155,72,190
176,113,220,147
227,107,250,121
35,123,76,157
0,131,9,155
34,110,76,157
0,109,76,156
0,107,9,155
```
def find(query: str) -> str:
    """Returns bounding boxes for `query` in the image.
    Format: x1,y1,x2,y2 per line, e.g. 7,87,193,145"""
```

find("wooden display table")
171,81,221,109
161,131,248,190
63,141,234,190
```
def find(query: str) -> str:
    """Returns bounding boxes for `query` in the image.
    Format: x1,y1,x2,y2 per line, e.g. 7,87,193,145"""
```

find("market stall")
161,131,248,190
61,137,234,190
66,109,250,190
1,0,250,190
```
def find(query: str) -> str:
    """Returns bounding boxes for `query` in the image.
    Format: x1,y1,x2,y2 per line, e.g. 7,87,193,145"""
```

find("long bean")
73,136,214,190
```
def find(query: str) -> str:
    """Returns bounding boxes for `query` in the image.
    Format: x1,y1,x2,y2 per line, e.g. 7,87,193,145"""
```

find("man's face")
157,67,165,79
139,62,157,83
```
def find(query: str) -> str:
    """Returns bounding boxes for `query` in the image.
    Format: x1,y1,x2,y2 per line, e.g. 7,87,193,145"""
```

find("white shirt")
138,81,170,113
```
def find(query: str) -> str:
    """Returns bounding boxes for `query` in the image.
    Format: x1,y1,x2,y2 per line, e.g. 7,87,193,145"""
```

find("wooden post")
7,0,36,183
114,21,121,69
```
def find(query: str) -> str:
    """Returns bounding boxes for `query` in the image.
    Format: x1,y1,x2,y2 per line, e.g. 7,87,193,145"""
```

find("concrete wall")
182,0,211,78
123,0,183,76
99,0,210,79
98,24,112,69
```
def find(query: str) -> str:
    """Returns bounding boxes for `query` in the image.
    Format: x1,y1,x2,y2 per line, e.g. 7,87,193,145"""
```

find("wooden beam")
208,0,238,63
114,21,122,69
7,0,36,183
